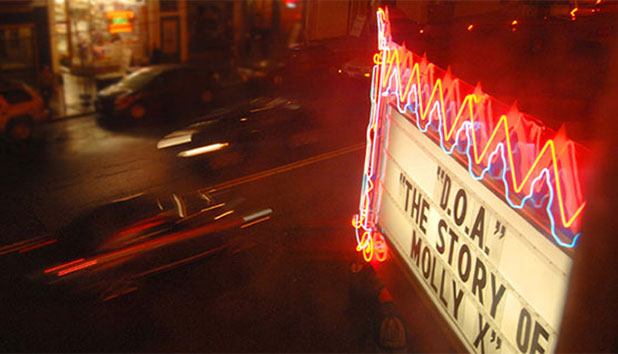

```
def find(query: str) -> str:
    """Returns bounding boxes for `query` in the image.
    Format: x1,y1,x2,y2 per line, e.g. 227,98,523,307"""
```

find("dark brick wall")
2,5,52,83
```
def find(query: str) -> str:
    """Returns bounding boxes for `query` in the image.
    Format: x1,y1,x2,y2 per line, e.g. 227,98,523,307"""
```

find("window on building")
9,30,20,49
0,30,6,58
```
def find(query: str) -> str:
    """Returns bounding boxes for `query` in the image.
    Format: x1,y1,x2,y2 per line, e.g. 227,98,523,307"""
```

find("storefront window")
54,0,67,22
55,0,148,74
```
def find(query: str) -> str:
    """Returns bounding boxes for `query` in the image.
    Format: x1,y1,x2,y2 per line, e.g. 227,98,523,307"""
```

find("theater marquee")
353,8,587,353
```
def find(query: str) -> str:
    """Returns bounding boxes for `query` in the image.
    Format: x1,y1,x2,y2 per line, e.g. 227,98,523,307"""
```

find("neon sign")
354,7,586,262
106,10,135,34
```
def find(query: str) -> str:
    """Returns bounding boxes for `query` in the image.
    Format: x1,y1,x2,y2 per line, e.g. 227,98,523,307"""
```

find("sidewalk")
48,71,97,120
315,35,373,56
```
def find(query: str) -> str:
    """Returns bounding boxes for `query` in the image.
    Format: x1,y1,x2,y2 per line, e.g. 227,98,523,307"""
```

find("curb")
348,260,409,353
376,287,408,353
43,110,96,124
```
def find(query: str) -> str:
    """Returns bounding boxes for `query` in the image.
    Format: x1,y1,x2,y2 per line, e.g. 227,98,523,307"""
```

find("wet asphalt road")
0,141,375,352
0,79,414,352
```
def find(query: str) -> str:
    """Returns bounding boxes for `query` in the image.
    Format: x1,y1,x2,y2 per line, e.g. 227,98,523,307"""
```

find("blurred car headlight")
157,130,195,149
177,142,229,158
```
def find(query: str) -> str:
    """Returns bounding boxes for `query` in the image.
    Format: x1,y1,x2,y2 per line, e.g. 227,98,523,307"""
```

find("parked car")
28,190,271,301
95,64,245,122
338,56,373,81
286,43,349,79
157,96,320,168
0,80,49,141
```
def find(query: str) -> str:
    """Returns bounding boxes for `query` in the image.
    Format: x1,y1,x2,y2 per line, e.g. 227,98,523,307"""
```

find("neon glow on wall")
354,8,586,261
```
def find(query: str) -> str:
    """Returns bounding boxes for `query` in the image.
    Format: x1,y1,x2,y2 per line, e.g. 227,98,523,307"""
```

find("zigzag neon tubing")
354,7,586,261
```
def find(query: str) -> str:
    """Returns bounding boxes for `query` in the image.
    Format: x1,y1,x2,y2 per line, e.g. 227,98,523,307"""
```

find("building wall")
0,3,51,84
305,0,350,41
147,0,159,57
47,0,59,75
396,1,427,24
180,0,187,62
154,0,186,63
452,1,502,18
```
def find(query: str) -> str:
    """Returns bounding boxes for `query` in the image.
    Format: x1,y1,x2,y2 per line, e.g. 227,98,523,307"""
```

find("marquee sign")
353,8,587,354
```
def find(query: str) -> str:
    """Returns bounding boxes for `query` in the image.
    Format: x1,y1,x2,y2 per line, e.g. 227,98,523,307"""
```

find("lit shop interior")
53,0,148,75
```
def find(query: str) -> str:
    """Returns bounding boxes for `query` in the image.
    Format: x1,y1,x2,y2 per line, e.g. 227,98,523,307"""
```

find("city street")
0,78,456,352
0,132,369,352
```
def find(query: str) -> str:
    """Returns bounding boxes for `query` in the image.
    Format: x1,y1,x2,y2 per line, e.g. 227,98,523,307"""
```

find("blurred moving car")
238,43,349,92
95,64,244,122
238,59,286,92
30,190,271,300
157,97,320,167
0,80,49,141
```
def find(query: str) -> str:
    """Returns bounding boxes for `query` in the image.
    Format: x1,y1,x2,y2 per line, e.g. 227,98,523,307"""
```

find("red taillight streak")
18,239,57,253
44,258,86,273
92,217,243,266
48,216,245,277
57,260,98,276
0,235,48,255
0,236,44,251
114,217,167,239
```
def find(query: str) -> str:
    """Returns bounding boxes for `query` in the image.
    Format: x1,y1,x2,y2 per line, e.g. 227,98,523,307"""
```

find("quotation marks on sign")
494,220,506,239
491,330,502,350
